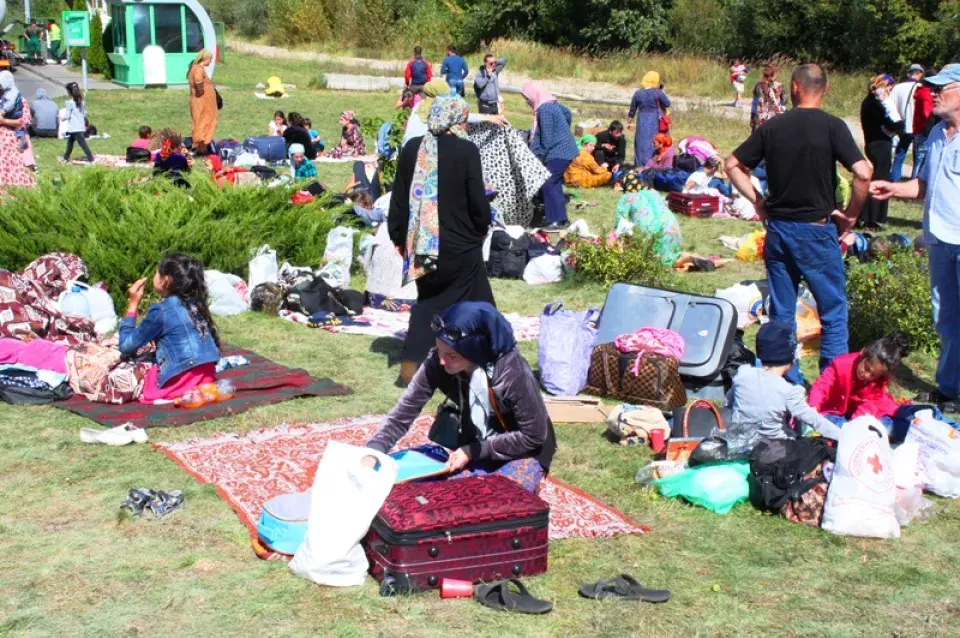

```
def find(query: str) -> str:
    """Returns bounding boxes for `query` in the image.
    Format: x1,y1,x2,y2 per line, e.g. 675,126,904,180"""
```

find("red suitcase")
667,192,721,217
363,474,549,594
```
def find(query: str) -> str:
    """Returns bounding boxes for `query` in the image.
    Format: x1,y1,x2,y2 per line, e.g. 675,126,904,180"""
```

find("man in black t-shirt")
593,121,626,172
725,64,872,371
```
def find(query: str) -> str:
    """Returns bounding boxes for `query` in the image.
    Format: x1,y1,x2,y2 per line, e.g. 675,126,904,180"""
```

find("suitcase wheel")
427,575,438,587
379,576,399,597
512,563,522,576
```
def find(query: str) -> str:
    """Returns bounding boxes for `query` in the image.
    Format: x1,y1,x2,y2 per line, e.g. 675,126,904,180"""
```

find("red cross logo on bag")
867,454,883,474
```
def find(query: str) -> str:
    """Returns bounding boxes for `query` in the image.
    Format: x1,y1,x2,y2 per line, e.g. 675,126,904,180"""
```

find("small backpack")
125,146,152,163
748,437,835,512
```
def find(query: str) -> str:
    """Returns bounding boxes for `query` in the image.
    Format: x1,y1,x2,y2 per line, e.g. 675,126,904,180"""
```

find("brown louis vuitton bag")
584,343,686,411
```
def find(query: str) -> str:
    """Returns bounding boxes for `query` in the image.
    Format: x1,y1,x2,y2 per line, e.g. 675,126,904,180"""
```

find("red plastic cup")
440,578,474,599
649,428,666,454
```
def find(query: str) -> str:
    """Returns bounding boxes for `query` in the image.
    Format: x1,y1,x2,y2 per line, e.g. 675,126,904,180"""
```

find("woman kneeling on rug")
119,253,221,404
364,301,557,493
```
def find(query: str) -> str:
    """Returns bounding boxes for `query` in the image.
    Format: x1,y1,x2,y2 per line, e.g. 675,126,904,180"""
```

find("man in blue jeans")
870,63,960,410
440,45,468,97
726,64,872,372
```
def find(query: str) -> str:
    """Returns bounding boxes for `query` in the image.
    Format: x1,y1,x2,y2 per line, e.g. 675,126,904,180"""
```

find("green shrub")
267,0,331,46
88,13,111,79
0,170,351,307
847,249,937,354
564,231,670,288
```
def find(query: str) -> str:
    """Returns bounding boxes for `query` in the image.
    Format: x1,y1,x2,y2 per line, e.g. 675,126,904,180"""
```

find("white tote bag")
822,416,900,539
289,442,398,587
248,244,278,292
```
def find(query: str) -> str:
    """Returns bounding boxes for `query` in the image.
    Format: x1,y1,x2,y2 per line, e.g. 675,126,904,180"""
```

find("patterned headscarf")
869,74,894,93
622,171,643,192
654,133,673,149
403,95,470,285
341,110,356,123
159,137,176,160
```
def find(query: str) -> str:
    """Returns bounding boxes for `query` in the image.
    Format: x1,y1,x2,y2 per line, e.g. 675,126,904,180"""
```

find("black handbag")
428,401,463,449
215,88,223,110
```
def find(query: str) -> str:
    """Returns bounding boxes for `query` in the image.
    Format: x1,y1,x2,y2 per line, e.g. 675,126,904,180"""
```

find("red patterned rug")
156,414,647,554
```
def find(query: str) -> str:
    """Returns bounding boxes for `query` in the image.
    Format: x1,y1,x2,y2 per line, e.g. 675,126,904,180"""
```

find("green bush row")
847,249,937,354
0,170,352,307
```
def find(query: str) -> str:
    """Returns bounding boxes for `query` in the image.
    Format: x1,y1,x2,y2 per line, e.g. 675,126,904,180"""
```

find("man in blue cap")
871,63,960,411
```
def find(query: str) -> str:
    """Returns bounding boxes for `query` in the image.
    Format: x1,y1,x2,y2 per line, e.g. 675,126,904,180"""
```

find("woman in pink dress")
0,71,36,195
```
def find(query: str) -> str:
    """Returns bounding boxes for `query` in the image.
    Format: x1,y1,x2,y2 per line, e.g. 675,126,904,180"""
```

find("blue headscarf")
434,302,517,367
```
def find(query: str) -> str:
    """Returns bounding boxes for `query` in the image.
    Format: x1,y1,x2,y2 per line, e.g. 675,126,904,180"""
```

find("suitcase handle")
682,399,725,437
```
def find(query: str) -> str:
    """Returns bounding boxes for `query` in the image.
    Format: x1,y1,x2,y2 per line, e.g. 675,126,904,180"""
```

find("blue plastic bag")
653,461,750,514
538,302,599,396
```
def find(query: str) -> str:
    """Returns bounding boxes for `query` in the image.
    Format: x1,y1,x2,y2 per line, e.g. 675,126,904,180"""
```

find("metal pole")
24,0,30,22
81,47,87,91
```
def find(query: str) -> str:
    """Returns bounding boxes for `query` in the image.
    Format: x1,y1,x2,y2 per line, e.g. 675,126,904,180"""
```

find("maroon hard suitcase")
363,474,549,594
667,192,721,217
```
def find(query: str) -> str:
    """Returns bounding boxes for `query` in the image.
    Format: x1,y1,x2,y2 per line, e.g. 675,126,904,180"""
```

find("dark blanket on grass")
57,346,352,428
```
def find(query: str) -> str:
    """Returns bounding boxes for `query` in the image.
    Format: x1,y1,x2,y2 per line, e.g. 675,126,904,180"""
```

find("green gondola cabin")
105,0,216,87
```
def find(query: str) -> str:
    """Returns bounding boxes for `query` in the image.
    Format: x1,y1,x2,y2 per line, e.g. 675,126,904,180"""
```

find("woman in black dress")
389,95,495,384
859,74,903,229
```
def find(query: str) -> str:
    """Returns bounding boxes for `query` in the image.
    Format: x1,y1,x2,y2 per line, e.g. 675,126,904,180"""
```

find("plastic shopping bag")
822,416,900,538
904,409,960,497
205,270,250,316
537,302,599,396
892,441,936,526
248,244,278,292
289,441,398,587
319,227,356,289
653,461,750,514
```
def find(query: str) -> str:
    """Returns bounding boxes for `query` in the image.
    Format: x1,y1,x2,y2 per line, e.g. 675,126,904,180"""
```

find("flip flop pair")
474,579,553,614
579,574,671,603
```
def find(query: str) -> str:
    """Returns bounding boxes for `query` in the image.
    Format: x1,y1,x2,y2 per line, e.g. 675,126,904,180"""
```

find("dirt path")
228,41,865,146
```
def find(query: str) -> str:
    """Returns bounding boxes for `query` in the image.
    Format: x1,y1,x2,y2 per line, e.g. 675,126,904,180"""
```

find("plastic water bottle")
61,285,92,318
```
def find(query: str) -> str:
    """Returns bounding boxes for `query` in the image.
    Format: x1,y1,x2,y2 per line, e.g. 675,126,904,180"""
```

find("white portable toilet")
142,44,167,85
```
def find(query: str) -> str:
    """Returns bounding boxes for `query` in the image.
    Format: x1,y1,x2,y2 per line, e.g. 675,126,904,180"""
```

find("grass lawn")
2,54,958,637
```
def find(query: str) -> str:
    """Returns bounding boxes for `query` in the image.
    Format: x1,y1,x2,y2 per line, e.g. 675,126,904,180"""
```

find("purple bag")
538,302,600,396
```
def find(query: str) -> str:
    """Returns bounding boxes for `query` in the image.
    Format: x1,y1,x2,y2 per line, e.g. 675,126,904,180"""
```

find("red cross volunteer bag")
821,416,900,539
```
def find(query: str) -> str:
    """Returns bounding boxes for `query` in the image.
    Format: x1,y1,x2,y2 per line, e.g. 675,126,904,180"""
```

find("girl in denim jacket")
120,253,221,404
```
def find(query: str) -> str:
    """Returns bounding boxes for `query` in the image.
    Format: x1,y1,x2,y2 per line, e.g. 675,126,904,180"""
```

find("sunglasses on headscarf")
431,315,471,342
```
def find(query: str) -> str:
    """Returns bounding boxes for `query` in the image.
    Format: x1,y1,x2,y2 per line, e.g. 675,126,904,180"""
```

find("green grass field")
2,53,958,637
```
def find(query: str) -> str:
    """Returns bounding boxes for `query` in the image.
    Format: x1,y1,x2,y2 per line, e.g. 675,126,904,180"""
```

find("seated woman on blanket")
643,133,675,170
119,253,221,404
564,134,612,188
329,110,366,159
364,302,557,494
154,134,191,188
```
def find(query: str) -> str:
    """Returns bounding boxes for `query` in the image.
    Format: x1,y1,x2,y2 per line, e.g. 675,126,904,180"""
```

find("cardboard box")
544,396,611,424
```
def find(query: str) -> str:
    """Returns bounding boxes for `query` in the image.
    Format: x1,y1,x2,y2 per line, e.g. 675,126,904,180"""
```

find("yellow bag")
736,230,766,262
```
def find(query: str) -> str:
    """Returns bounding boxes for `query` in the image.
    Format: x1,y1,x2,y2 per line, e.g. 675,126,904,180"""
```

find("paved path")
13,66,67,99
16,61,122,91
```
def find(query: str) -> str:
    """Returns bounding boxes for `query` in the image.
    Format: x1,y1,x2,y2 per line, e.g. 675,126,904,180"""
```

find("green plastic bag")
653,461,750,514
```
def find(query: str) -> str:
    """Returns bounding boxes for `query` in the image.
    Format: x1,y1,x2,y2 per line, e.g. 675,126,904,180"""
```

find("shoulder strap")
488,384,510,431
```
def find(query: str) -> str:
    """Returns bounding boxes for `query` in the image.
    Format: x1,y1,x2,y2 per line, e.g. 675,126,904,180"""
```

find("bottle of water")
60,285,92,318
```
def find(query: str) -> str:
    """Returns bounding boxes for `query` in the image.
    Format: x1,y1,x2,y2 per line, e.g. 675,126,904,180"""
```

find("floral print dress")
330,123,366,159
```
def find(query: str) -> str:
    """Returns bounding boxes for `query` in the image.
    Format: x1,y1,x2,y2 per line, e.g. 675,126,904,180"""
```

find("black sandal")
579,574,671,603
474,579,553,614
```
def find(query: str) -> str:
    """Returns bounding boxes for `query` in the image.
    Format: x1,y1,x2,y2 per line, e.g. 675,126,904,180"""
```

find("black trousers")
477,99,499,115
63,131,93,161
861,140,892,226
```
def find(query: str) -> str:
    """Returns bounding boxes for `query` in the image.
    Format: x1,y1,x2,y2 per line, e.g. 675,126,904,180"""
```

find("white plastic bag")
892,441,935,525
904,409,960,497
319,227,356,289
289,441,398,587
205,270,249,316
715,283,763,329
59,281,118,335
248,244,278,292
523,255,563,285
822,416,900,539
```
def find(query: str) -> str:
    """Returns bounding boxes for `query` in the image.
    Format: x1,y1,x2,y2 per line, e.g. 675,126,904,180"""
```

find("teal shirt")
294,158,317,181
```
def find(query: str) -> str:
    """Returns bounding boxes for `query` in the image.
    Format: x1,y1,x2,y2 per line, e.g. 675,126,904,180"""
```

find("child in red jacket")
808,333,909,425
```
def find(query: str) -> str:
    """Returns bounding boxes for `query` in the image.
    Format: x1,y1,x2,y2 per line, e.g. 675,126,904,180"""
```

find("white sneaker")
80,423,148,446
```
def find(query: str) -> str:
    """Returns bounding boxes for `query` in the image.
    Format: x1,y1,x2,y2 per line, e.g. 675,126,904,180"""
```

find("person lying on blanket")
119,253,221,405
364,301,557,493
